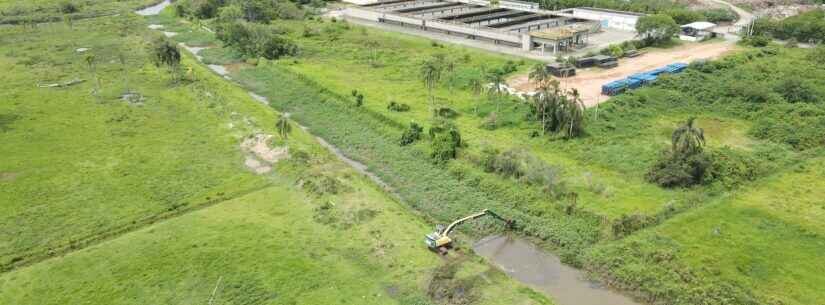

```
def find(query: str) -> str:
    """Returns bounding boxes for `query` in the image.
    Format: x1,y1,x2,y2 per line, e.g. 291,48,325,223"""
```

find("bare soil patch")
508,41,739,107
240,134,288,174
1,172,20,182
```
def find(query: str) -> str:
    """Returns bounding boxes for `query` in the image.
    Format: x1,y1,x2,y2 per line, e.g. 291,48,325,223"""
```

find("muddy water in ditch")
474,235,641,305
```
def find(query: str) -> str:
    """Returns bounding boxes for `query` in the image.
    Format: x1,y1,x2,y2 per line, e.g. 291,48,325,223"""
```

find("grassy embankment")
156,8,824,305
0,14,552,305
0,0,159,24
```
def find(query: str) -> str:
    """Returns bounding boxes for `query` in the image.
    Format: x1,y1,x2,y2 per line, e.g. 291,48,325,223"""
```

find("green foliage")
647,149,712,188
701,8,736,23
150,37,181,68
276,114,292,139
430,130,459,164
807,45,825,65
215,21,298,59
58,1,78,14
399,122,423,146
740,35,771,47
752,9,825,43
702,147,761,188
387,101,410,112
773,77,818,103
664,8,703,25
636,14,679,45
671,117,705,155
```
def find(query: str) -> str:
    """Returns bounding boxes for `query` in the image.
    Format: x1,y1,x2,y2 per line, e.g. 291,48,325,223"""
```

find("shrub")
808,45,825,65
387,101,410,112
431,132,458,164
647,150,712,188
355,93,364,107
702,147,761,188
399,122,423,146
774,77,818,103
741,35,771,47
215,21,298,59
701,8,736,23
58,1,78,14
435,107,458,118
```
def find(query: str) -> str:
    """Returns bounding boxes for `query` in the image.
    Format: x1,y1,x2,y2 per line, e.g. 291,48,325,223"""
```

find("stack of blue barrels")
601,63,689,96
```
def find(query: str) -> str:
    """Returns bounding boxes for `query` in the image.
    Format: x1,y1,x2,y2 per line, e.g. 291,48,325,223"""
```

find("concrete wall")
568,8,639,31
344,7,521,45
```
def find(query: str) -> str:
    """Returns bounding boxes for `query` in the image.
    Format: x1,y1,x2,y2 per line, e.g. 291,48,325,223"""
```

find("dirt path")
508,40,739,107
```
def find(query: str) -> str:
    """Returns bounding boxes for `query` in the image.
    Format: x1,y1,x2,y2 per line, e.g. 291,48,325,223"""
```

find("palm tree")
528,63,551,89
420,59,442,112
445,59,456,93
276,114,292,140
672,117,705,155
557,88,585,139
469,77,483,115
532,81,562,135
485,69,506,113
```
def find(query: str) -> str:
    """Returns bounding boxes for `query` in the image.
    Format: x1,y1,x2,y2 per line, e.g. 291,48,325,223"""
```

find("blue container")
649,67,668,76
666,63,688,73
625,78,643,89
602,79,628,95
629,73,657,84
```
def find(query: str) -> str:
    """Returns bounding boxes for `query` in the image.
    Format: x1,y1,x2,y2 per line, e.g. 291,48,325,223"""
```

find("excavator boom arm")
442,209,491,236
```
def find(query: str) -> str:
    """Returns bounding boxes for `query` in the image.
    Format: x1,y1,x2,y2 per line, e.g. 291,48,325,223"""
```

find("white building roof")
681,21,717,30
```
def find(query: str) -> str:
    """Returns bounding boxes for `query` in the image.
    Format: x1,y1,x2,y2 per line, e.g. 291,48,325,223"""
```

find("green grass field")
0,13,552,305
0,13,270,270
0,0,158,24
586,157,825,305
144,9,825,305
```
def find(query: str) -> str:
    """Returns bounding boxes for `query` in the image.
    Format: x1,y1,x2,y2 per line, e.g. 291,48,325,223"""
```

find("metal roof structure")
681,21,717,30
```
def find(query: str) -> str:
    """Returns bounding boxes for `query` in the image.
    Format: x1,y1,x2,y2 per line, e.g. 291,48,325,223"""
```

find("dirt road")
508,40,739,107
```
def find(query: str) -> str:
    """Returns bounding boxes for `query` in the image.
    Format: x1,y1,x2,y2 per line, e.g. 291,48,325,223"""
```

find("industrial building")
341,0,642,55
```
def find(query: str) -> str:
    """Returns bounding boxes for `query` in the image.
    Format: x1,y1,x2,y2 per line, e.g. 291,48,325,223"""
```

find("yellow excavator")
425,209,513,254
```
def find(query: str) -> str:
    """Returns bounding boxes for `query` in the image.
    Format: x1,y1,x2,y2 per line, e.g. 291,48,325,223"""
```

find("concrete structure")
680,21,719,42
557,7,642,31
342,0,641,54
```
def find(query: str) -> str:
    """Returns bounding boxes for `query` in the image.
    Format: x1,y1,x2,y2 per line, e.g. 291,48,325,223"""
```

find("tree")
558,89,585,139
485,69,506,113
150,37,182,82
528,63,551,89
276,114,292,139
531,80,561,135
636,14,679,44
671,117,705,156
420,59,442,112
468,77,483,115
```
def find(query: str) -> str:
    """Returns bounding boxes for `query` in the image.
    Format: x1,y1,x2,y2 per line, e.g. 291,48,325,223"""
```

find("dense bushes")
636,14,679,45
654,48,825,151
753,9,825,43
647,149,711,188
215,21,298,59
399,122,422,146
176,0,305,21
479,148,567,197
